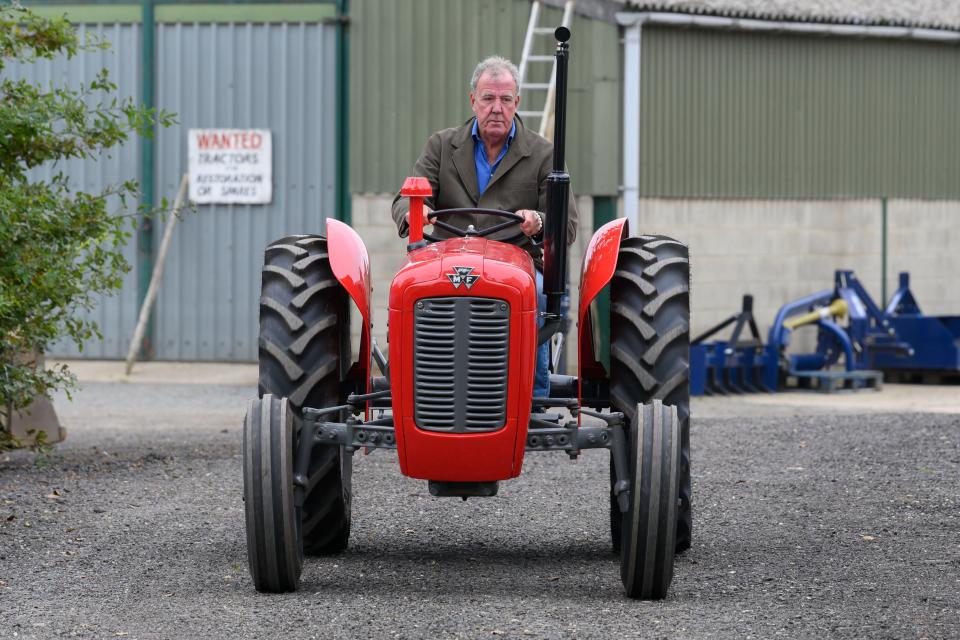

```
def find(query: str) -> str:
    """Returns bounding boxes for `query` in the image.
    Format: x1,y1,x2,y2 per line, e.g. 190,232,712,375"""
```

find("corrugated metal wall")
154,21,338,361
4,23,143,359
639,26,960,198
349,0,621,196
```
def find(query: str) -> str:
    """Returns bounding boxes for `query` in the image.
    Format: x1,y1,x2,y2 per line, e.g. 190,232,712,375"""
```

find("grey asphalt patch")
1,379,959,639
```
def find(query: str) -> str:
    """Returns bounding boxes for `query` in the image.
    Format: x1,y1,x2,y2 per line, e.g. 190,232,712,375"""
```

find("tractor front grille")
413,297,510,433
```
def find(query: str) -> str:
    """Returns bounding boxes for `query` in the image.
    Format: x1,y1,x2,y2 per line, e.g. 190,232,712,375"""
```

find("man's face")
470,71,520,144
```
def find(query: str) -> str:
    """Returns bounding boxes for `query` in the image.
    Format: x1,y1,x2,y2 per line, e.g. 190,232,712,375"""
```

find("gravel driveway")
2,369,958,639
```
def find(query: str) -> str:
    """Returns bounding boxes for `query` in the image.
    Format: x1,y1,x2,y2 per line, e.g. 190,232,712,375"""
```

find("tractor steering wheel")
423,208,529,244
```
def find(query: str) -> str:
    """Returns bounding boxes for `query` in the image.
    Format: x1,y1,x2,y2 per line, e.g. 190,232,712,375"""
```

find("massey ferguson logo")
447,266,479,289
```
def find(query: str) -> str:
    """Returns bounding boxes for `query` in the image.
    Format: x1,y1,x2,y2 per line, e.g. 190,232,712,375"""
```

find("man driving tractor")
391,55,579,398
245,30,690,600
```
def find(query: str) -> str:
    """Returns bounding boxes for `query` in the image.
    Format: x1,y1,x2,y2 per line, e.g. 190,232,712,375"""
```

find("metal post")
136,0,156,360
881,196,888,306
335,0,351,225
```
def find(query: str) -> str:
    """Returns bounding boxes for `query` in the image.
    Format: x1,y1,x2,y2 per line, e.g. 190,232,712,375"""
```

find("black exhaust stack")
538,26,571,345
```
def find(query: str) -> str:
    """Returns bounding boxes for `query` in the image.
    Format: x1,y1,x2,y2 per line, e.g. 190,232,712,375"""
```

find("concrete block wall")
635,198,960,338
635,199,882,338
888,200,960,316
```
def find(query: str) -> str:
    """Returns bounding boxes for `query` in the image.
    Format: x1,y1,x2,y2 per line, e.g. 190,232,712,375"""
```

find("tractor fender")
326,218,371,393
578,218,629,395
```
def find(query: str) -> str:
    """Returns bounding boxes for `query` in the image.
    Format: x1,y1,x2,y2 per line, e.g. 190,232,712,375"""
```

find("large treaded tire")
608,235,692,554
258,234,352,555
243,394,302,592
620,400,680,600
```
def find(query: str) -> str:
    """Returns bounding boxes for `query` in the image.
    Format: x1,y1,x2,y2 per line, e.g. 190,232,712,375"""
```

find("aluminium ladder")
517,0,576,141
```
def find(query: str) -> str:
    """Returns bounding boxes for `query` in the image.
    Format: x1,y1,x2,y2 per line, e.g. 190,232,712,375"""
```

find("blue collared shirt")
472,119,516,195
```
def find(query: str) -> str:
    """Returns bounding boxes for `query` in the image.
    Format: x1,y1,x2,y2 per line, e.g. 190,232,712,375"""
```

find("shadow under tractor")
243,27,691,600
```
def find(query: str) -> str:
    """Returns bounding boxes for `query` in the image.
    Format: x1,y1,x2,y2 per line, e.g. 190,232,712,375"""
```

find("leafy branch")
0,4,176,443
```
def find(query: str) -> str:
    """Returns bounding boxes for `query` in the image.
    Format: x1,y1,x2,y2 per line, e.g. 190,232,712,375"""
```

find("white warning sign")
188,129,272,204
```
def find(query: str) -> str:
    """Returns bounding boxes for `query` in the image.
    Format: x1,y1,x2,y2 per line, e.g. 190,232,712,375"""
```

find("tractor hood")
389,237,538,309
388,235,541,483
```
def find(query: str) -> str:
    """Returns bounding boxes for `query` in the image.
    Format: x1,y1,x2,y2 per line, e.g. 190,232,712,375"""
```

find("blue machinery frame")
692,270,960,394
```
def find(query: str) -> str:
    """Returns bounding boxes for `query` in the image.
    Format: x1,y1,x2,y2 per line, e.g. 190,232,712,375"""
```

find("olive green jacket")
390,117,578,269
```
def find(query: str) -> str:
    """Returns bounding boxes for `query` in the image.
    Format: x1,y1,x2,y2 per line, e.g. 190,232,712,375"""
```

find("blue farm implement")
691,270,960,395
690,295,771,395
872,273,960,383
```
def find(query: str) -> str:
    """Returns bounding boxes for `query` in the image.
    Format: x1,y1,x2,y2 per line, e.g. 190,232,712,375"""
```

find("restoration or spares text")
188,129,272,204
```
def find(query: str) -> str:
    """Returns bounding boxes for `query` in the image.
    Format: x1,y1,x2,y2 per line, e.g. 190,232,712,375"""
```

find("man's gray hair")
470,56,520,94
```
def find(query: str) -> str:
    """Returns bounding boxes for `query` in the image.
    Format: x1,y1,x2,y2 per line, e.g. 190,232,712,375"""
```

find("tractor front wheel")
608,234,692,554
620,400,680,600
258,234,352,555
243,394,303,593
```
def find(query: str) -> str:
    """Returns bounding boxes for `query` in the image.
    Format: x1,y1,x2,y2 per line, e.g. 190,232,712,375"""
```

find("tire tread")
620,400,679,599
609,234,692,555
258,234,352,556
243,395,302,592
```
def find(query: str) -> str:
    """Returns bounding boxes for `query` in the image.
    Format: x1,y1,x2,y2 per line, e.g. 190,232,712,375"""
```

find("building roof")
617,0,960,31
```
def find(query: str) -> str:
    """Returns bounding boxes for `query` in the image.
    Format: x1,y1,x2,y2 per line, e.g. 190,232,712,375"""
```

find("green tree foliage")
0,4,174,441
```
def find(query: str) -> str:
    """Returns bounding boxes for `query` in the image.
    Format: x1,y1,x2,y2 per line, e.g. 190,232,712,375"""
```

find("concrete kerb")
694,384,960,418
55,360,257,387
55,360,960,417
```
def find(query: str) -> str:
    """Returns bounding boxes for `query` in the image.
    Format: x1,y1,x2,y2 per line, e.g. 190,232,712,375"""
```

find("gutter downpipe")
616,11,960,233
621,22,641,232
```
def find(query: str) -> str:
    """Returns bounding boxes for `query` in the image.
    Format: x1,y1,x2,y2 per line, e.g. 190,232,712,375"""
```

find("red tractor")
243,28,691,600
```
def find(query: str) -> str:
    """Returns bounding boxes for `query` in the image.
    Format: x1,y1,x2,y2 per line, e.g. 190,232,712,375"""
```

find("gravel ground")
2,377,959,639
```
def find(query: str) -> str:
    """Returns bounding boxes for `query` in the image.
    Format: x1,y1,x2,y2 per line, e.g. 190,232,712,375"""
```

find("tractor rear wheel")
608,235,692,554
258,234,352,555
620,400,680,600
243,394,302,592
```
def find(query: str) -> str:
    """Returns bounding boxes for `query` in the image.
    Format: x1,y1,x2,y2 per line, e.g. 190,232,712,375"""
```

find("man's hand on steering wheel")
414,207,540,245
516,209,543,237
